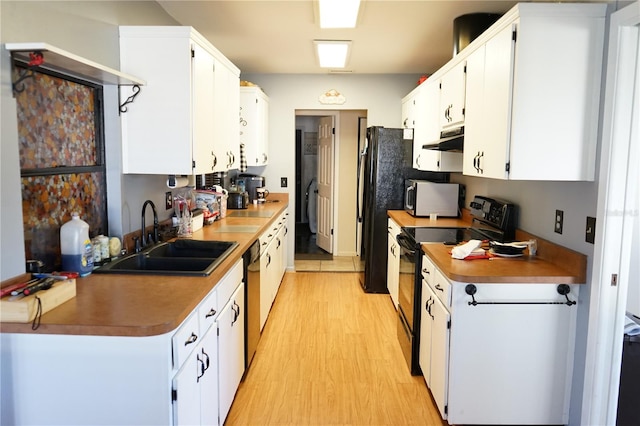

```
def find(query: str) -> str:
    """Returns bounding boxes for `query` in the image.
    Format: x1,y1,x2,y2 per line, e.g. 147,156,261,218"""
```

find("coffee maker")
236,175,265,203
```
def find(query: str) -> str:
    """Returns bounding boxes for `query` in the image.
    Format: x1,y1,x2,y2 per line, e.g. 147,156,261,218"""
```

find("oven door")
396,232,417,329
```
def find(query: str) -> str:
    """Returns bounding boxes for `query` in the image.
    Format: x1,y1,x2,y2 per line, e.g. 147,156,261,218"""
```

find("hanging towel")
239,143,247,172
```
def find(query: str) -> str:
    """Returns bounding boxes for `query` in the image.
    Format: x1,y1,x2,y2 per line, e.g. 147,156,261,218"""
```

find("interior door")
316,116,334,254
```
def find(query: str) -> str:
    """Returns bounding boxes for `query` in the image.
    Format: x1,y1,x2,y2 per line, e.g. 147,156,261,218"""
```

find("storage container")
60,213,93,276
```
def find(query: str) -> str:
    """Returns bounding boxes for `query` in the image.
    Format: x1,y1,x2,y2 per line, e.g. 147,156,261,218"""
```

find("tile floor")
295,256,365,272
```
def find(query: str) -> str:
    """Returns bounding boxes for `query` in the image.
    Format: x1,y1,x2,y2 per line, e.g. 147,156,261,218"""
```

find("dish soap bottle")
60,213,93,276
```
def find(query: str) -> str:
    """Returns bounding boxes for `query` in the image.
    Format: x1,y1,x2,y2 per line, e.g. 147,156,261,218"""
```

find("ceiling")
156,0,524,75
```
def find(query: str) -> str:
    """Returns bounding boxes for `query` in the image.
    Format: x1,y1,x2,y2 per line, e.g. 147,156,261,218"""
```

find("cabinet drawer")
172,311,200,369
421,255,435,285
216,259,243,309
431,268,452,308
198,289,218,334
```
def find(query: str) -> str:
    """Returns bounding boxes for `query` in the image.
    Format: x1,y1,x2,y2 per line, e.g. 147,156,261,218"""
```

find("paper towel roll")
167,175,190,188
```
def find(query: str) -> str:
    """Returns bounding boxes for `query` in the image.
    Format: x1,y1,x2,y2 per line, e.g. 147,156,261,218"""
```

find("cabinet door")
240,88,269,166
212,60,240,172
401,90,416,130
217,282,245,424
199,328,219,426
463,44,486,177
429,292,450,419
259,244,272,331
439,61,466,130
419,281,434,385
414,81,441,169
172,328,219,426
386,231,399,308
280,217,288,276
192,41,216,175
479,24,515,179
267,238,279,307
224,67,240,170
119,31,193,174
172,346,201,426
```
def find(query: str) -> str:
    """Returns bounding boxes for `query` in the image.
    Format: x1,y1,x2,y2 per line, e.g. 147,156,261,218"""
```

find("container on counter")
98,235,110,261
60,213,93,276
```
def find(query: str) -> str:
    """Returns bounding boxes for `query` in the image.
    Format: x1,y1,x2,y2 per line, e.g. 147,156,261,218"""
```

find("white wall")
240,73,419,265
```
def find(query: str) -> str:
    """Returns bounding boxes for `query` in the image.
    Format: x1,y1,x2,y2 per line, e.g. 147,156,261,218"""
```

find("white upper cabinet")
414,80,463,172
119,26,240,175
213,61,240,172
240,86,269,166
463,3,606,180
438,61,466,130
403,3,606,181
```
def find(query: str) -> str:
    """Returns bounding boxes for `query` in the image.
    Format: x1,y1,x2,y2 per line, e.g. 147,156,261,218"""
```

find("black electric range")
396,195,517,375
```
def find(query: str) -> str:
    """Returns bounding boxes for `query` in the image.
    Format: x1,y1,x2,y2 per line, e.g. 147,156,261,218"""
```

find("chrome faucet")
141,200,159,248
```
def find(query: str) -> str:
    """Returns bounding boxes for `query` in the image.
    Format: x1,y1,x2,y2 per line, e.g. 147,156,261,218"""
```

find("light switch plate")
165,192,173,210
281,177,288,187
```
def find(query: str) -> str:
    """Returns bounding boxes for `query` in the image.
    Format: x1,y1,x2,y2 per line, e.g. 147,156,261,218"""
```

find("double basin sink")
95,239,238,276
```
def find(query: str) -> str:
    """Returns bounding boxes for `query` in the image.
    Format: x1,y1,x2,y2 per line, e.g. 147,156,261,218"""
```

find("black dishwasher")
242,239,261,375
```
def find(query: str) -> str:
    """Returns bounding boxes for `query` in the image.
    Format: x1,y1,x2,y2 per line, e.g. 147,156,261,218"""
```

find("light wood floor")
226,272,447,426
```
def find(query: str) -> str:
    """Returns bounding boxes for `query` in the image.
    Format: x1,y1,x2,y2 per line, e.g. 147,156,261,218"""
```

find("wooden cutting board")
1,279,76,323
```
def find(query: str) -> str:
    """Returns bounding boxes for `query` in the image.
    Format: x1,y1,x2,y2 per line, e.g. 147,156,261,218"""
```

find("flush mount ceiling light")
317,0,361,29
314,40,352,68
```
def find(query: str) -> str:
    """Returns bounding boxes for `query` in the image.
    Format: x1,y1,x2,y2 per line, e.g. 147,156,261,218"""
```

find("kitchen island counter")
388,209,586,284
421,241,586,284
0,194,289,337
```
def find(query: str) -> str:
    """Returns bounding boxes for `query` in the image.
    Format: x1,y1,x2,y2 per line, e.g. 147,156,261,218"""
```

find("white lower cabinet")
420,254,579,425
217,282,245,424
386,218,401,308
0,259,245,426
259,209,289,331
259,236,275,331
172,325,218,425
419,280,450,419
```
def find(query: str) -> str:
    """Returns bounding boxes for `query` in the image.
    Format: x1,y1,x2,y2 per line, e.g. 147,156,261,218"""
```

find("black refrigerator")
358,126,448,293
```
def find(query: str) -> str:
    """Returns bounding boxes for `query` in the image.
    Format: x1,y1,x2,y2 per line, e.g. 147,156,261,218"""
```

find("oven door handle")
396,233,416,255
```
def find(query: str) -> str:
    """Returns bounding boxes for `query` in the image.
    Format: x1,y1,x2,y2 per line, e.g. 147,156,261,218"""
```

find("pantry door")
316,116,334,254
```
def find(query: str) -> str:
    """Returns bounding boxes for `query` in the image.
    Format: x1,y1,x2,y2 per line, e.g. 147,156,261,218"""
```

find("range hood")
422,127,464,152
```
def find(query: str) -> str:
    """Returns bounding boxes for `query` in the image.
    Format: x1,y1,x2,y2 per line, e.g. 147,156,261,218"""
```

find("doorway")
294,114,332,260
294,110,367,262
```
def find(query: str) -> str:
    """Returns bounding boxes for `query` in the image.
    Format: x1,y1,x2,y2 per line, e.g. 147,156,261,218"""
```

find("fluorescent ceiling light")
314,40,351,68
318,0,361,28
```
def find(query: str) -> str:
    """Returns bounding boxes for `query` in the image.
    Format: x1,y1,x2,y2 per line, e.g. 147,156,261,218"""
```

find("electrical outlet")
555,209,564,234
586,216,596,244
281,177,288,187
165,191,173,210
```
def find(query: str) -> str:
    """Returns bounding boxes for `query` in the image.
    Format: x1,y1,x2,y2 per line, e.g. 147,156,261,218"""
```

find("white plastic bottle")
60,213,93,276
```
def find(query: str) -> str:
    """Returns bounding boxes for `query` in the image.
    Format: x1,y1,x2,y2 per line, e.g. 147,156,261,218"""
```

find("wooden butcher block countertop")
388,210,587,285
0,194,289,337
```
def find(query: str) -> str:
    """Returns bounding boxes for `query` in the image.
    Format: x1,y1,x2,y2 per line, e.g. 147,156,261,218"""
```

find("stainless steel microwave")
404,180,460,217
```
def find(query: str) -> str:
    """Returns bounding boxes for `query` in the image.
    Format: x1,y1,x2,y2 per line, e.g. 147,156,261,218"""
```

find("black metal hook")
13,68,35,94
119,84,141,114
465,284,478,306
557,284,577,306
12,51,44,94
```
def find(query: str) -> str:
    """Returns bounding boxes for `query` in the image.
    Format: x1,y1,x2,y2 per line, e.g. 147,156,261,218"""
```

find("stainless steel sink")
95,239,238,276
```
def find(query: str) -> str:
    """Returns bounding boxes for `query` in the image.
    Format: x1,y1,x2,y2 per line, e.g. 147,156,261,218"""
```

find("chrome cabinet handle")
205,308,217,318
